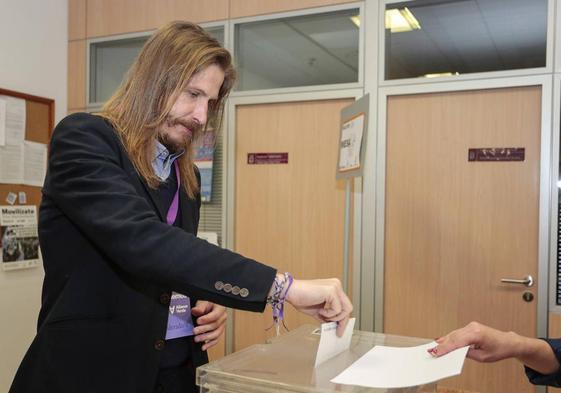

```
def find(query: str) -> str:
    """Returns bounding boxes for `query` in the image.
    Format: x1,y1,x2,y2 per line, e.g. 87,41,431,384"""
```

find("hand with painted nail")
428,321,559,376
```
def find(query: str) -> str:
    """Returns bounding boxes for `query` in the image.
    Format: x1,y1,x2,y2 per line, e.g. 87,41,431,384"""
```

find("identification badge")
165,292,194,339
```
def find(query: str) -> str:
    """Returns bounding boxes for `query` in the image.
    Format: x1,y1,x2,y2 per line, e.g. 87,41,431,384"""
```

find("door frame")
224,88,365,353
549,74,561,313
364,75,553,348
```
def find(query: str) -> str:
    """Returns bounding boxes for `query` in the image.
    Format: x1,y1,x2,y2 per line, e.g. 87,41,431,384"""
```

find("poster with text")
1,205,40,271
338,113,364,172
336,94,369,180
194,132,216,202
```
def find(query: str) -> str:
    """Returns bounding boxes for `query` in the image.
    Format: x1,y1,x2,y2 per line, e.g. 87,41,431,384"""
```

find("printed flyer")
0,205,40,270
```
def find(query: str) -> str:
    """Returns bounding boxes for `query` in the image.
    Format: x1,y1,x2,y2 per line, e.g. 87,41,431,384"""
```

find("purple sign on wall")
247,153,289,165
468,147,525,162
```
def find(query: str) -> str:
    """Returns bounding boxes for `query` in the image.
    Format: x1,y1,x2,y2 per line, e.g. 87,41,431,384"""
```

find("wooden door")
234,98,354,351
384,86,541,393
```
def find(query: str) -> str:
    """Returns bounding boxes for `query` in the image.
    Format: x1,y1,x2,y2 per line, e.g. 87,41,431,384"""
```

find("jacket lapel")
138,176,166,222
119,143,166,222
179,190,196,233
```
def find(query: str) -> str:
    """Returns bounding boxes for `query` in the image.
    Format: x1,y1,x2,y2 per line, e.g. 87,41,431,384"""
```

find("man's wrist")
508,331,526,359
268,273,285,298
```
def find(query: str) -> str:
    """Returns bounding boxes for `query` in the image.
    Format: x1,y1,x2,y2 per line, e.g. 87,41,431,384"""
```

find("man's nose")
192,101,208,126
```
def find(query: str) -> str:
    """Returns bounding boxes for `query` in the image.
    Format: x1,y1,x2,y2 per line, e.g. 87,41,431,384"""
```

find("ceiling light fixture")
424,72,460,78
385,7,421,33
350,15,360,27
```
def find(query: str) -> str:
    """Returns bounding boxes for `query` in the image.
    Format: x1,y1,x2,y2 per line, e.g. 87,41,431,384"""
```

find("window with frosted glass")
384,0,547,80
235,9,360,91
89,27,224,104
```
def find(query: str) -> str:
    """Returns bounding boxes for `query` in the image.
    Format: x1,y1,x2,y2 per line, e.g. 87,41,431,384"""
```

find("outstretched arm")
430,321,559,376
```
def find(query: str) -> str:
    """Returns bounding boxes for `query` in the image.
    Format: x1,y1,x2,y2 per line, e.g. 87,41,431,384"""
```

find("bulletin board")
0,87,54,270
0,87,54,207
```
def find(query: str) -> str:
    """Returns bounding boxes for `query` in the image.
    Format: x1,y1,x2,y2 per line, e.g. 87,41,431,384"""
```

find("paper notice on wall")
0,144,24,184
5,192,17,205
18,191,27,204
338,113,364,172
23,141,47,186
0,95,26,146
1,205,40,271
0,98,6,146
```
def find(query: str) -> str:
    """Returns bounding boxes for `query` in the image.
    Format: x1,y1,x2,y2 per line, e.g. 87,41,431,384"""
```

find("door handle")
500,275,534,287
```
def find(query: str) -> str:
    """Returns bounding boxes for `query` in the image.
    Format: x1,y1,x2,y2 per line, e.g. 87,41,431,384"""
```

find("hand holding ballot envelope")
429,321,561,385
285,277,353,337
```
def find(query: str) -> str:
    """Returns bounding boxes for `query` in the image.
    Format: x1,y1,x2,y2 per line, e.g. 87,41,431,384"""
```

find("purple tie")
165,161,194,340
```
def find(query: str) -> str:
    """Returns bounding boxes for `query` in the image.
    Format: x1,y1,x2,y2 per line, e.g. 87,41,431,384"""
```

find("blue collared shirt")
152,140,184,181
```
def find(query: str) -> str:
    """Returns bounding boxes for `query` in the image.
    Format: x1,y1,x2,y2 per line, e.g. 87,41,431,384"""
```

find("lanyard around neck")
166,161,180,225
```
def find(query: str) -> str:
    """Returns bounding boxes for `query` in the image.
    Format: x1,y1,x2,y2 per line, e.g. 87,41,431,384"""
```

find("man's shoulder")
58,112,114,132
53,112,121,145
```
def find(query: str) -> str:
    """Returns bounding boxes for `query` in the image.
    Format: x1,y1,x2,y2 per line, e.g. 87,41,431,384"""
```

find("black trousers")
154,363,197,393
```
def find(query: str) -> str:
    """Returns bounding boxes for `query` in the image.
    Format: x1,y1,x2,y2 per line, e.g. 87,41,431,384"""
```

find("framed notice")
336,94,369,179
1,205,41,271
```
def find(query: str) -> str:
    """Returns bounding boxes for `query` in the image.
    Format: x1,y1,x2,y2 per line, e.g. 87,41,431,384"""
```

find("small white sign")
338,114,364,172
18,191,26,204
5,192,17,205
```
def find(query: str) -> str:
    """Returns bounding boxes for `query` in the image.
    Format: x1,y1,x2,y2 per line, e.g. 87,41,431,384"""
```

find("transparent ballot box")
196,325,437,393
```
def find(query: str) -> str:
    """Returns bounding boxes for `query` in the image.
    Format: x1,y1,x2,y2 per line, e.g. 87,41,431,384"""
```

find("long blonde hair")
101,21,236,199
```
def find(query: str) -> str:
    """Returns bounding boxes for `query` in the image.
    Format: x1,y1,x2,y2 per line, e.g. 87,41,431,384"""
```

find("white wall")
0,1,67,121
0,1,68,391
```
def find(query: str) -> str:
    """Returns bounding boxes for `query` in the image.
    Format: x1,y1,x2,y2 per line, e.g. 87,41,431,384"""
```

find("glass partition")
89,26,225,104
235,8,360,91
384,0,547,80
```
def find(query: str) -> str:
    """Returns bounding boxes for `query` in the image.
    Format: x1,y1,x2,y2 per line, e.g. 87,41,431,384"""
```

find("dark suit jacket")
525,338,561,387
10,113,276,393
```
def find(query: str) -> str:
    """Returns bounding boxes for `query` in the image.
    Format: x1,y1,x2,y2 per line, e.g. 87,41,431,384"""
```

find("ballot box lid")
196,324,437,392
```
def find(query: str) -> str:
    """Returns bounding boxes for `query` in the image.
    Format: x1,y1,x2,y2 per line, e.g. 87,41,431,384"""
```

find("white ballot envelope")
331,341,469,388
314,318,356,367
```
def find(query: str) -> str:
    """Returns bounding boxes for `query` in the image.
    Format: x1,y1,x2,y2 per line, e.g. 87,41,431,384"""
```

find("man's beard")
158,117,202,153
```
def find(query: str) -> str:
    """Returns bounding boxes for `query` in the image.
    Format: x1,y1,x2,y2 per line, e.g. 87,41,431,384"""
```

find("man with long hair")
9,21,352,393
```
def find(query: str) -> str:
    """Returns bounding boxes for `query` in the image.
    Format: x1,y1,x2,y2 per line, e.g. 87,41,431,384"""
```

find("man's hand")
429,321,518,361
429,321,560,376
192,301,227,351
284,277,353,337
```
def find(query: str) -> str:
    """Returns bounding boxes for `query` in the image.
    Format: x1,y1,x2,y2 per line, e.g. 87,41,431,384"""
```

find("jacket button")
215,281,224,290
232,286,240,295
223,283,232,293
159,293,170,304
154,339,165,351
240,288,249,298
